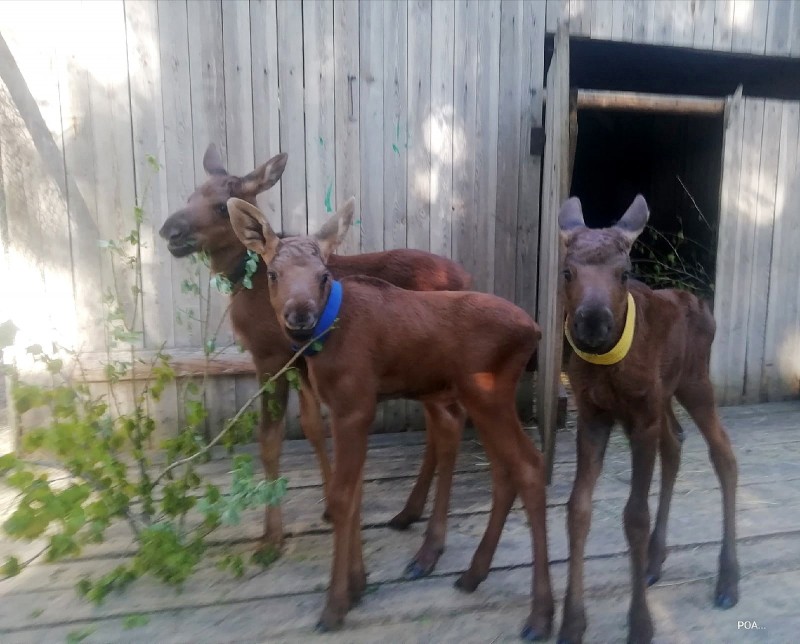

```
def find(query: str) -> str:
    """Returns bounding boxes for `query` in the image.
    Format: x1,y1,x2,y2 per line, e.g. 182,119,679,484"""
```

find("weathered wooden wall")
711,94,800,404
546,0,800,57
0,0,547,437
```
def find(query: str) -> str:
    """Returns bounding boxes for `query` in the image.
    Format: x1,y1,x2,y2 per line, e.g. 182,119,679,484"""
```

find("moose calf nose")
574,305,613,347
285,309,316,331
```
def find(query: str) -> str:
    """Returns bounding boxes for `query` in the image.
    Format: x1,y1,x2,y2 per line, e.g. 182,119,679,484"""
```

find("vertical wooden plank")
568,0,588,36
764,101,799,399
187,0,235,435
222,0,255,178
383,0,408,253
516,0,546,316
693,0,717,49
710,90,743,401
590,0,613,39
358,0,385,431
187,0,230,350
405,0,433,430
474,0,501,294
748,0,770,54
731,0,753,52
276,0,307,234
495,0,523,302
765,0,794,56
333,0,361,256
652,0,674,45
407,0,432,253
672,0,696,47
713,0,734,51
358,1,384,254
250,0,283,232
724,98,764,404
546,0,568,33
611,0,634,41
791,0,800,56
743,100,781,402
158,0,201,349
429,0,455,259
220,0,255,432
632,0,654,42
303,0,336,235
452,0,478,281
537,21,568,480
383,0,408,430
125,0,180,434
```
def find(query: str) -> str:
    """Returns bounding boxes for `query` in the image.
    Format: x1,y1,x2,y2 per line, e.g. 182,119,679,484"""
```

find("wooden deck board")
1,402,798,641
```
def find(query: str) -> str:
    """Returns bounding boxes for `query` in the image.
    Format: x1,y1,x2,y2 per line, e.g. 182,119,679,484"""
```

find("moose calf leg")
646,408,682,586
317,414,371,632
405,401,464,579
455,440,515,593
559,417,612,644
257,378,290,551
389,430,437,530
298,383,333,520
678,385,740,609
625,428,658,644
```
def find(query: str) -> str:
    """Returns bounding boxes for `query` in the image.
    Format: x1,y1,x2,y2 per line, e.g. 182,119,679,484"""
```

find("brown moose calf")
557,195,739,644
227,196,554,638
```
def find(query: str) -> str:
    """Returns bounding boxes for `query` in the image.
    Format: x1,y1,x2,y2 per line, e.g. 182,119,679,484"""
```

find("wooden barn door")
537,22,570,480
711,89,800,405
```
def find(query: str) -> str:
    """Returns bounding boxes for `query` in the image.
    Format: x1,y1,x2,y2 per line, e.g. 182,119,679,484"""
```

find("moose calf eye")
320,272,330,286
267,270,278,282
216,204,229,217
621,270,631,283
562,268,573,282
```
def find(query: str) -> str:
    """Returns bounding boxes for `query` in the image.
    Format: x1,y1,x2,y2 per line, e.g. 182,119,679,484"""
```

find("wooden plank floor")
1,401,799,643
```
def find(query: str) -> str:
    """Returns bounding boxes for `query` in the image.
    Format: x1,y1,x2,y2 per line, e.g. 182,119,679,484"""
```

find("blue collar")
291,279,343,356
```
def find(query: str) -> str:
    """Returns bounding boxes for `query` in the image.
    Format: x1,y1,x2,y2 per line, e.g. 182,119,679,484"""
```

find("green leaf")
324,183,333,213
1,555,21,577
66,626,95,643
25,343,43,356
0,320,18,350
46,358,63,374
123,613,150,630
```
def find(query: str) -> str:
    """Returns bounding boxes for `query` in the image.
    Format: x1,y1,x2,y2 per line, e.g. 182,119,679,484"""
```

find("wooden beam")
543,89,726,115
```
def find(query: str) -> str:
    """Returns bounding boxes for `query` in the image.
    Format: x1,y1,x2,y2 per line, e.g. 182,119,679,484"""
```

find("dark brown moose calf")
159,145,471,577
227,196,554,638
557,195,739,644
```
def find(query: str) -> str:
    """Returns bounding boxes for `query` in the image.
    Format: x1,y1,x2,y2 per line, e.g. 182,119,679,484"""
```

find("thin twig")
151,332,322,487
676,174,712,230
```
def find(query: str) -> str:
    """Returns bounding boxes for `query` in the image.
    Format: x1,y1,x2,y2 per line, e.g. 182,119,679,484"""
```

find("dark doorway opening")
570,108,723,299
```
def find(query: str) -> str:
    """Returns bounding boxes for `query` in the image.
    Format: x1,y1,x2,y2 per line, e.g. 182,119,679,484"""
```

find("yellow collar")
565,292,636,365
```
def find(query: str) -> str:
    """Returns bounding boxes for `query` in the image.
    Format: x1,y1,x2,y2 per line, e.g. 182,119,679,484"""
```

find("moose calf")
227,196,554,638
557,195,739,644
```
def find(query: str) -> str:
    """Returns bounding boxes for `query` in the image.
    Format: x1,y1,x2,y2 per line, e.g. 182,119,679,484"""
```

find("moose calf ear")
227,198,280,263
240,153,288,196
616,194,649,245
203,143,227,176
315,197,355,261
558,196,585,243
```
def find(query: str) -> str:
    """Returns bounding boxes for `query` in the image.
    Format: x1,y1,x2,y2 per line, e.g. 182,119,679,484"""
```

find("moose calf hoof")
714,588,739,609
404,547,443,580
520,616,552,641
315,607,345,633
387,511,420,531
454,571,484,593
645,572,661,587
321,508,332,523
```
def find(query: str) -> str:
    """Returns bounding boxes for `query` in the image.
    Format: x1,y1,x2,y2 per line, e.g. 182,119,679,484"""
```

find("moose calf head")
559,195,649,353
226,197,355,343
159,144,288,258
